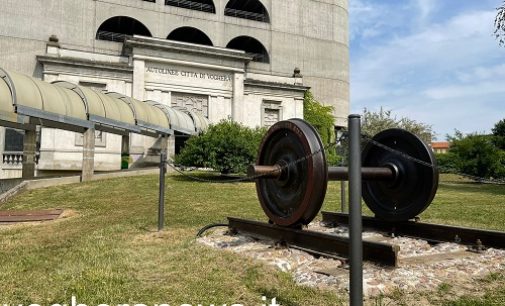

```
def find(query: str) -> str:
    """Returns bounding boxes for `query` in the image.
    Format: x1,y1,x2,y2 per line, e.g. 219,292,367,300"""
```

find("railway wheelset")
226,118,505,268
247,118,439,227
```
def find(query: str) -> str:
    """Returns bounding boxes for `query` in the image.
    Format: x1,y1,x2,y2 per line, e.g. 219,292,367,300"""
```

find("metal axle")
248,164,397,181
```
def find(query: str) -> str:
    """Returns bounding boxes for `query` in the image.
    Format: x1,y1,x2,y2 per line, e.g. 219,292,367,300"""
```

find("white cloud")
351,7,505,136
354,11,497,78
423,80,505,100
456,63,505,82
415,0,438,25
349,0,409,40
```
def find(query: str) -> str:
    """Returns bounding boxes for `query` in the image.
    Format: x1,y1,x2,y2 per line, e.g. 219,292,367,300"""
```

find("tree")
303,91,340,165
493,118,505,136
495,1,505,46
445,132,504,179
174,120,266,174
361,108,434,144
492,118,505,150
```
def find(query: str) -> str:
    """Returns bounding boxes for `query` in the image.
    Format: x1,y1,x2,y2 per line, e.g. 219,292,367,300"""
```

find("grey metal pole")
158,151,167,231
336,128,347,213
348,114,363,306
341,181,346,212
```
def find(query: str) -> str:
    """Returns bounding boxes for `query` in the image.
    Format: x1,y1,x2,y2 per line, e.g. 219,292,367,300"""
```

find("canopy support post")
22,128,37,179
167,134,175,160
81,127,95,182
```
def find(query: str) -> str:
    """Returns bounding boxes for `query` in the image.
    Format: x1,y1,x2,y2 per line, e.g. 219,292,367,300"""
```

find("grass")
0,173,503,305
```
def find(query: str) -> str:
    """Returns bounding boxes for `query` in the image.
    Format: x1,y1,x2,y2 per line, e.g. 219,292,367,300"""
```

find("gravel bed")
198,222,505,297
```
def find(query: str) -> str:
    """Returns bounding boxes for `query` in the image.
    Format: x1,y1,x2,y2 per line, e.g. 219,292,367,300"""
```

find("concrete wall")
38,128,122,171
0,0,349,125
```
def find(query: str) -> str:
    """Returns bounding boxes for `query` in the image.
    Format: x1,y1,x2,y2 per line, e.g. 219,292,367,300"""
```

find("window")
3,128,41,166
75,130,107,147
167,27,213,46
224,0,269,22
96,16,152,42
226,36,270,63
4,129,24,152
262,101,282,127
165,0,216,13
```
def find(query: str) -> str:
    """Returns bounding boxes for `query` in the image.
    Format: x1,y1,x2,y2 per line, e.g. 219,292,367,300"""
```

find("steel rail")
321,212,505,249
227,217,399,267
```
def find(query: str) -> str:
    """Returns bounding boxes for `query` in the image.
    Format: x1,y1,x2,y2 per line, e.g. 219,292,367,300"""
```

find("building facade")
0,0,349,178
432,142,450,154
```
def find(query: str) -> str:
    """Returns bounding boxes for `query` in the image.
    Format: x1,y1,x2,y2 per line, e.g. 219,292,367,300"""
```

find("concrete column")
160,135,168,154
22,129,36,179
81,128,95,182
132,59,145,101
164,91,172,107
232,72,245,124
0,127,5,178
167,134,175,160
121,134,130,170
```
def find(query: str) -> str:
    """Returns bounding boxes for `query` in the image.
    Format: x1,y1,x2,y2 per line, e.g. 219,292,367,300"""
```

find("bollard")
348,114,363,306
336,128,347,213
158,152,167,231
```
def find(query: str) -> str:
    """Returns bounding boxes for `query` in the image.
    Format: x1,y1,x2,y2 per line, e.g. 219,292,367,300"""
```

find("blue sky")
350,0,505,139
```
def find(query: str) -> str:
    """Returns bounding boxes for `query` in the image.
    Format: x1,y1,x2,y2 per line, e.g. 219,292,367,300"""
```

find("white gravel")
198,222,505,297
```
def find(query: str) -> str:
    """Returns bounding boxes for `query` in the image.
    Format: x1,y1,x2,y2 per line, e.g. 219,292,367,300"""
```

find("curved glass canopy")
0,68,209,136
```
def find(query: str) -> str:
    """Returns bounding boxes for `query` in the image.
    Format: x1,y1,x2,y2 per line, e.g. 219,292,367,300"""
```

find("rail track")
228,212,505,267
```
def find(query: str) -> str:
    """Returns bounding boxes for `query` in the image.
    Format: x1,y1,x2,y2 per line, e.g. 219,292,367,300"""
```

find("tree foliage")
495,1,505,46
361,108,434,144
174,120,266,174
493,118,505,136
492,118,505,150
303,91,340,165
444,131,504,179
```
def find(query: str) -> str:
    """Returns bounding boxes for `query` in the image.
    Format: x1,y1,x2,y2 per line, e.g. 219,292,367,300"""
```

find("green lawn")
0,173,503,306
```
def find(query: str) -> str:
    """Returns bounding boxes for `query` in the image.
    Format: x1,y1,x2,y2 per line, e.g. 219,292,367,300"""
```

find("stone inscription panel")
264,109,280,127
145,64,233,91
171,92,209,117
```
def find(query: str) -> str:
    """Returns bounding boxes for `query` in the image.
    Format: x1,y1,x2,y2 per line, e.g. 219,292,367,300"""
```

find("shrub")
175,120,266,174
303,91,341,165
446,132,504,179
434,153,458,172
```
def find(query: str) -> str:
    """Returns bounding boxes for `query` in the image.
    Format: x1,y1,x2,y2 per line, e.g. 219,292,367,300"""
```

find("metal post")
336,127,347,213
341,181,346,212
158,151,167,231
348,114,363,306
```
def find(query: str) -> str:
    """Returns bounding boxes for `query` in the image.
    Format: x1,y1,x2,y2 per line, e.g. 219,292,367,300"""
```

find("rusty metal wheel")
362,128,439,221
255,119,328,227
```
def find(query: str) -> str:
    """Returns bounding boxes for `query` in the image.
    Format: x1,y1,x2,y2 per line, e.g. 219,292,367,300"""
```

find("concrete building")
0,0,349,178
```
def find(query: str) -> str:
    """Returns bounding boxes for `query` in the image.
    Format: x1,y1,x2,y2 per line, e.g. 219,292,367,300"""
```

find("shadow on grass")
170,171,255,183
439,181,505,196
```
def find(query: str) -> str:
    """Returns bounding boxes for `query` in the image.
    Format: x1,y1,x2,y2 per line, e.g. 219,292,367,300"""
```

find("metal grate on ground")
0,209,63,223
